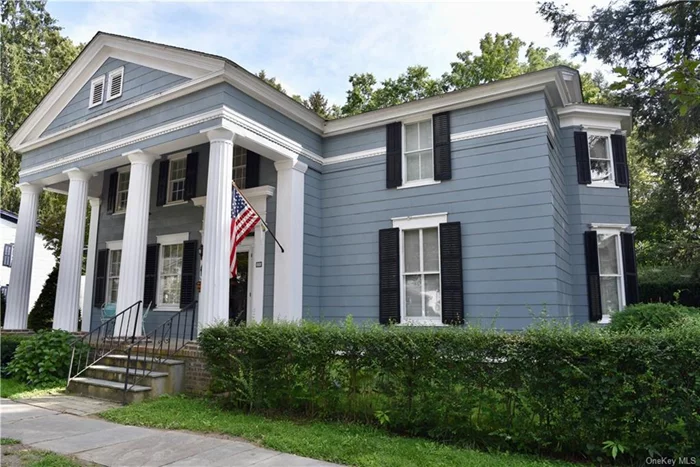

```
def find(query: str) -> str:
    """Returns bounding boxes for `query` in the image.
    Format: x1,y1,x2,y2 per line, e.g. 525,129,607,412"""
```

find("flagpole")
232,181,285,253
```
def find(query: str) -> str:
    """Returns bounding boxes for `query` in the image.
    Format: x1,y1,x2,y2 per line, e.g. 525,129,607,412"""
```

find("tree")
539,0,700,266
1,0,81,256
27,264,58,331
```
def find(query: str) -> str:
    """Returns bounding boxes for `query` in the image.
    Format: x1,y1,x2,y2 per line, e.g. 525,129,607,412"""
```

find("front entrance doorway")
229,251,250,324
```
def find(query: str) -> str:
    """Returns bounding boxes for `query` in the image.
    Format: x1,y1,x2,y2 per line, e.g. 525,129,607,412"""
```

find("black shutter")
143,244,159,308
106,172,118,214
440,222,464,325
386,122,402,189
379,228,400,324
156,159,169,207
621,232,639,305
584,231,602,321
93,249,109,307
611,134,629,187
180,240,198,307
433,112,452,181
246,150,261,188
184,152,199,200
574,131,592,185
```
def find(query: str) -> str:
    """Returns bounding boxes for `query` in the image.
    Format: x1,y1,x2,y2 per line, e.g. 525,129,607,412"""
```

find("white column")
199,128,235,330
248,191,272,323
114,150,158,337
54,168,92,331
80,197,101,332
4,183,43,329
273,159,307,322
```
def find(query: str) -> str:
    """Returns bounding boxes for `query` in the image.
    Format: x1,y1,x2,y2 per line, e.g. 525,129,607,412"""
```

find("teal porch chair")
100,303,117,324
141,302,153,335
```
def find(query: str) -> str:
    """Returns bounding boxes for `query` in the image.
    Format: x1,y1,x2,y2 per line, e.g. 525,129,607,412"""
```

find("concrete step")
67,377,151,404
96,354,185,396
102,354,184,372
85,365,170,396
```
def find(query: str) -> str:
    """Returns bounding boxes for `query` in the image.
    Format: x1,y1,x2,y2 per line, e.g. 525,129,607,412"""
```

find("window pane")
422,228,439,271
419,121,432,149
420,150,434,180
600,276,621,313
405,275,422,317
405,123,419,152
588,135,609,161
591,160,612,182
597,233,619,275
424,274,441,317
404,230,420,273
406,153,420,182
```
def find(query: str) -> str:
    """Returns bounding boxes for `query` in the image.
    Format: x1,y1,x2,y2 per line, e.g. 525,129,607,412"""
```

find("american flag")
230,187,260,278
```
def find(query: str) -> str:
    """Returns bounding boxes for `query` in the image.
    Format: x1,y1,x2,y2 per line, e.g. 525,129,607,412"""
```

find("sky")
46,0,610,107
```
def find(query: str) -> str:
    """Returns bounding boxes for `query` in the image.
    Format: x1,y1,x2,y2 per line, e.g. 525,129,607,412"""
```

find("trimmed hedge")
639,267,700,306
200,321,700,463
608,303,700,332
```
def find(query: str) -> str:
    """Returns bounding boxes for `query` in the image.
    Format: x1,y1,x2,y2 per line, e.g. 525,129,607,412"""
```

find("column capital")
124,149,158,166
274,159,308,174
88,197,101,209
63,167,94,182
16,182,44,195
204,127,236,144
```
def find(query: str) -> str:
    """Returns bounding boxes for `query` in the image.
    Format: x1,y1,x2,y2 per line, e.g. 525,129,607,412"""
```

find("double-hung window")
106,249,122,303
588,132,615,185
403,120,434,184
232,145,247,189
167,157,187,203
597,230,625,316
115,171,130,213
3,244,13,267
156,233,188,309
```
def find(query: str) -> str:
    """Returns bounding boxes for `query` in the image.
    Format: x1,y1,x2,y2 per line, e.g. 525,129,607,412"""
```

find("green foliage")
608,303,700,332
0,438,21,445
27,264,59,331
638,266,700,306
102,396,577,467
6,330,87,386
0,333,33,376
200,322,700,462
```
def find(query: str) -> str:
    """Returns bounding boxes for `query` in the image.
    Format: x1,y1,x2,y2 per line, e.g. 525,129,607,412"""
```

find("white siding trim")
155,232,189,245
106,240,123,250
450,116,550,143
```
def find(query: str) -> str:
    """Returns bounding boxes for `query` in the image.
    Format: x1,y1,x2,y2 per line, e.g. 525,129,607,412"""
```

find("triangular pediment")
11,32,223,151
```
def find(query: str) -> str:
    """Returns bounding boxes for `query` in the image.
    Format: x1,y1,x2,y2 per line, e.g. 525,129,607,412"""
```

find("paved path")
1,399,340,466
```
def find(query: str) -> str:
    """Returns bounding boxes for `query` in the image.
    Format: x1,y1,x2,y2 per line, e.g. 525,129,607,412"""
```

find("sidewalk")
1,398,341,466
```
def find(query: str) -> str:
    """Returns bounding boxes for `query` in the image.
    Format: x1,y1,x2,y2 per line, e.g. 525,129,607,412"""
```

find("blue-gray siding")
44,58,189,137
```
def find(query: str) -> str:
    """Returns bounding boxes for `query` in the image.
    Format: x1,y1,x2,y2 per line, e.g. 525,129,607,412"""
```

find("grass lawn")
100,396,582,467
0,378,65,400
1,438,96,467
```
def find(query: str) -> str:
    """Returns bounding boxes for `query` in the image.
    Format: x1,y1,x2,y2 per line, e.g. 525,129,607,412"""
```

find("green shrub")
0,334,33,377
639,266,700,306
200,321,700,463
27,265,58,331
608,303,700,332
6,329,87,386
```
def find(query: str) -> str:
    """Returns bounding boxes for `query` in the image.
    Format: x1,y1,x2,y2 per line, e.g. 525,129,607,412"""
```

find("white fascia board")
11,33,222,150
557,104,632,132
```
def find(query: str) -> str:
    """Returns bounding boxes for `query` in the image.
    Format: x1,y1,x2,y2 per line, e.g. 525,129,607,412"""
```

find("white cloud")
49,0,612,107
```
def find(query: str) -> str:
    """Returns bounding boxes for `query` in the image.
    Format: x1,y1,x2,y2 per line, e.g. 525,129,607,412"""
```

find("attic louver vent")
107,67,124,101
89,76,104,108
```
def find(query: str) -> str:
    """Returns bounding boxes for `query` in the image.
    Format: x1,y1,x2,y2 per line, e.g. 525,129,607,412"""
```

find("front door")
229,251,249,324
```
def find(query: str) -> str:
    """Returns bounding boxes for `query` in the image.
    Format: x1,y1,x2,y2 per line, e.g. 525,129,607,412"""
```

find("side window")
403,120,434,184
167,157,187,203
106,249,122,303
597,231,625,316
402,227,441,322
588,133,614,184
232,145,247,189
2,244,13,267
115,171,130,213
159,243,184,307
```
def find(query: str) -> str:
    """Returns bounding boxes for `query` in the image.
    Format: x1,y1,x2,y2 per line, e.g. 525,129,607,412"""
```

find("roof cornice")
557,104,633,132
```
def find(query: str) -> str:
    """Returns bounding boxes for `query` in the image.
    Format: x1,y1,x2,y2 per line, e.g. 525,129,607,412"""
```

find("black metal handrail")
121,301,197,404
67,300,143,384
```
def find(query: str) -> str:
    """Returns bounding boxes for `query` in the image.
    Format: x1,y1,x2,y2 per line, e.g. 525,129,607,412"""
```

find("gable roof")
11,32,587,153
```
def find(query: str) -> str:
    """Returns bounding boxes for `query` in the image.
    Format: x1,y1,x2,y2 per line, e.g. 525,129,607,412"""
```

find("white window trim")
166,154,188,205
114,169,130,215
401,119,438,187
595,227,626,323
586,129,617,189
105,240,122,304
154,232,189,311
105,240,123,250
106,67,124,101
89,75,105,108
392,213,448,326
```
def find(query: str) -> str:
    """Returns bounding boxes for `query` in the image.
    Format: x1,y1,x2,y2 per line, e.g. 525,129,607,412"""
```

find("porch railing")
121,301,198,404
67,300,143,384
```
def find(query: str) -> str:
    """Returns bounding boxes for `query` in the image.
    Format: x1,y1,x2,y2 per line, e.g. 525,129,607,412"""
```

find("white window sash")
106,249,121,304
587,130,616,186
402,119,434,184
596,229,626,318
115,170,130,213
167,156,187,204
154,233,189,310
